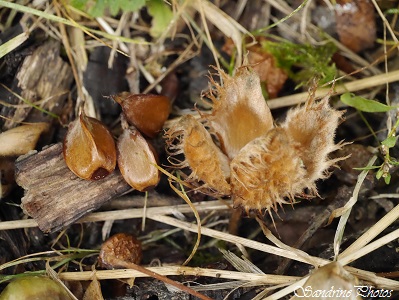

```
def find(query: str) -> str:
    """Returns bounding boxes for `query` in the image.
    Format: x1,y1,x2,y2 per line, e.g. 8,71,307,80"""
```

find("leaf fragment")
341,93,396,112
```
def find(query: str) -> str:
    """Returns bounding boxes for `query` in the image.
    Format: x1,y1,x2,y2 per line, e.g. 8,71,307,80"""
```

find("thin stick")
106,257,212,300
267,69,399,109
0,200,230,231
58,266,299,284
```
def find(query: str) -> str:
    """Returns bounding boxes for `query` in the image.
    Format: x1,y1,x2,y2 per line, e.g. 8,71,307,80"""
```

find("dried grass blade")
339,203,399,259
168,180,201,266
332,155,377,259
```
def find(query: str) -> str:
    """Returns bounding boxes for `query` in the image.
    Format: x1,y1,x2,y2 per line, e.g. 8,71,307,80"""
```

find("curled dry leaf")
117,127,160,191
113,93,171,138
63,111,116,180
166,67,347,214
98,233,142,269
0,122,49,156
335,0,376,53
292,262,360,299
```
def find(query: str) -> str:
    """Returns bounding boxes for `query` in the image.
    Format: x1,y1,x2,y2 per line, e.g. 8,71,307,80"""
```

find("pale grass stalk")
149,214,325,266
263,277,308,300
189,0,252,68
333,155,378,259
339,228,399,266
0,33,29,59
0,0,147,45
371,0,399,51
339,203,399,259
369,193,399,199
149,215,399,290
267,70,399,109
0,200,230,231
58,266,299,284
95,16,129,54
256,217,320,267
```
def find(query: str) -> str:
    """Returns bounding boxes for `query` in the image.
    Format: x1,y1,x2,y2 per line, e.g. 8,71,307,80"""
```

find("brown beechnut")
165,67,347,214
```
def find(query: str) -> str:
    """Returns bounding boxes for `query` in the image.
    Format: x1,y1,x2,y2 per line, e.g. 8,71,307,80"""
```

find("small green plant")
68,0,174,38
341,92,398,184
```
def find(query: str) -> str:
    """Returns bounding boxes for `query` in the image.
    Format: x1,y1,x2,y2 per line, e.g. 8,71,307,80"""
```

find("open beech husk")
292,262,360,299
63,112,116,180
113,93,171,138
166,115,231,195
0,122,49,156
117,127,160,191
165,66,346,213
205,67,274,159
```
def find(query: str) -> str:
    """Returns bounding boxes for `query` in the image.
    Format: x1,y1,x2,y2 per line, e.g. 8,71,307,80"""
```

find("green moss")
261,39,337,88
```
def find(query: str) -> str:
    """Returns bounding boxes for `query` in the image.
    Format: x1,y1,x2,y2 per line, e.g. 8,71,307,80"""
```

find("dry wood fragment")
15,143,131,232
2,39,73,130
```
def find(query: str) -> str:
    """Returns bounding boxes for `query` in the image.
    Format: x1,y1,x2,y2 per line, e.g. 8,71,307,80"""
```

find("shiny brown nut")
63,111,117,180
117,126,160,191
98,233,142,269
113,93,171,138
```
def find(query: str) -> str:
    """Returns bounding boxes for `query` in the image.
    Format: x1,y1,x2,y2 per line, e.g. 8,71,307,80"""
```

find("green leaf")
384,173,391,184
376,168,383,180
147,0,174,38
69,0,146,17
340,93,396,113
381,136,397,148
353,165,381,171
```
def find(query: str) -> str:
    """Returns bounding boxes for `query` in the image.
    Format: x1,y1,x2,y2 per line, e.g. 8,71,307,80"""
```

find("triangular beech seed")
117,127,160,191
63,112,117,180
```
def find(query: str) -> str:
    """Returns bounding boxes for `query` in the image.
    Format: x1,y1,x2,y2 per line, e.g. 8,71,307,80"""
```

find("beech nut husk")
113,93,171,138
63,112,117,180
117,126,160,191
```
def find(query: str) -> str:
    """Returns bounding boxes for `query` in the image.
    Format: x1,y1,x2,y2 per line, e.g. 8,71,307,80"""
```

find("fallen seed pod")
99,233,142,269
113,93,171,138
0,276,71,300
63,111,116,180
165,67,347,214
117,126,160,191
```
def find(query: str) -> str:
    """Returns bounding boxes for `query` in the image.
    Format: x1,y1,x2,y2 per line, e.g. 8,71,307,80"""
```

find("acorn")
0,276,71,300
113,93,171,138
63,111,117,180
117,126,160,191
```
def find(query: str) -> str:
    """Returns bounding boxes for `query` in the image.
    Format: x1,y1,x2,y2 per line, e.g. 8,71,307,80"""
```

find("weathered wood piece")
15,143,131,232
2,39,73,130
